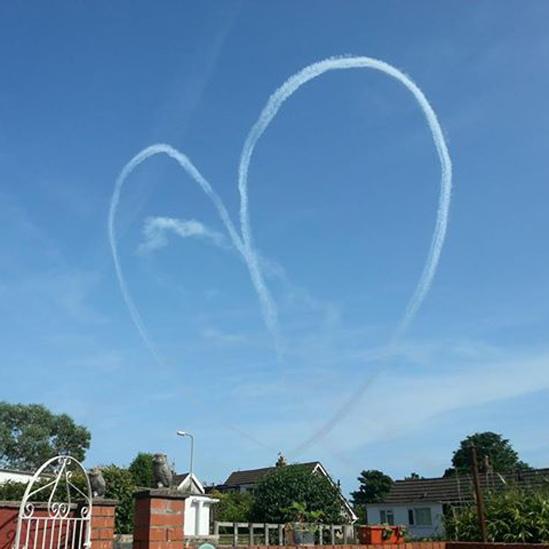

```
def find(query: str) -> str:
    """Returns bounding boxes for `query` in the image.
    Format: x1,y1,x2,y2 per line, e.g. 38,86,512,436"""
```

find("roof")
223,462,319,487
173,472,205,494
373,468,549,506
0,468,35,476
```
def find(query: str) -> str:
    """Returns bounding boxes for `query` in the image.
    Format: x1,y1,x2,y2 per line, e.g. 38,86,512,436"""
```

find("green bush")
0,473,88,502
445,487,549,542
210,490,254,522
101,465,135,535
0,480,33,501
251,464,345,524
129,453,155,488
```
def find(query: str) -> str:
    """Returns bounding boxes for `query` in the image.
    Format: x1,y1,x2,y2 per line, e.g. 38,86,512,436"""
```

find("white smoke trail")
138,216,228,255
239,55,452,335
237,55,452,449
108,143,279,363
109,56,452,452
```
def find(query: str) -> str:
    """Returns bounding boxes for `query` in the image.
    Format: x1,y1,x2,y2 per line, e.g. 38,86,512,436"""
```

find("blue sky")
1,1,549,495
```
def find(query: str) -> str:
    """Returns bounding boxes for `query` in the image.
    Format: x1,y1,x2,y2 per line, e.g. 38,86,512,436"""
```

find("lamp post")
176,430,194,493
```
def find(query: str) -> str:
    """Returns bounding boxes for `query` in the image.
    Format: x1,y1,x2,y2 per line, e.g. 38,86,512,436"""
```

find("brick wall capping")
134,488,188,500
93,498,118,506
0,500,79,510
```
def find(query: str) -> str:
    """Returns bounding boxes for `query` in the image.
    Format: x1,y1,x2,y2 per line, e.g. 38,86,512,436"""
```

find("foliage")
251,464,345,524
405,473,424,480
282,501,324,524
0,480,34,501
0,477,90,502
351,470,393,506
210,490,254,522
129,452,155,488
444,487,549,543
101,465,136,535
0,402,91,470
451,432,530,474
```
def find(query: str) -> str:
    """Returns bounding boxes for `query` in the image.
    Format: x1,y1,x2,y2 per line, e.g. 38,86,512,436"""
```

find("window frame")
379,509,395,525
412,507,433,526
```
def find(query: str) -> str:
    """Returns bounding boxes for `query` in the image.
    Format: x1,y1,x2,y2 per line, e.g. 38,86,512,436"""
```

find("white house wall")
0,470,33,484
366,502,445,539
184,495,218,537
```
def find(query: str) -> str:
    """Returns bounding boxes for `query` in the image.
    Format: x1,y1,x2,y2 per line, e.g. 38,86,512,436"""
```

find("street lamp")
176,430,194,493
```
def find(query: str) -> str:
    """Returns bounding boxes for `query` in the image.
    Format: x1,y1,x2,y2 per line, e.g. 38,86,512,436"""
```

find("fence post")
278,524,283,546
233,522,238,547
249,523,254,546
330,524,335,545
264,524,269,546
214,522,220,536
90,498,118,549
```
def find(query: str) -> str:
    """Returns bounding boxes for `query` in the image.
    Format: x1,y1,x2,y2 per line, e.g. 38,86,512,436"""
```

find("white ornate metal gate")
13,456,93,549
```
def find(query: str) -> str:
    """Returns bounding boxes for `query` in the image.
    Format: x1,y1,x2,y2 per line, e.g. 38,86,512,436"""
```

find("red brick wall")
90,502,116,549
448,544,549,549
0,502,81,549
133,491,186,549
188,541,549,549
223,545,446,549
0,500,116,549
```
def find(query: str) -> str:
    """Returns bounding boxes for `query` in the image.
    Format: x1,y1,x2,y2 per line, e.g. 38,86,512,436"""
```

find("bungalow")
366,467,549,539
218,458,358,523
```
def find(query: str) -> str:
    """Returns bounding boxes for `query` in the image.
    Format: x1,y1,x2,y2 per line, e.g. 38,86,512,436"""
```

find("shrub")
210,490,254,522
445,487,549,543
251,464,345,524
101,465,135,534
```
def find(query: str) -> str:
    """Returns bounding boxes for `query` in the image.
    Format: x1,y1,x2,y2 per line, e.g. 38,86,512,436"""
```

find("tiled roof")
379,468,549,505
223,462,319,487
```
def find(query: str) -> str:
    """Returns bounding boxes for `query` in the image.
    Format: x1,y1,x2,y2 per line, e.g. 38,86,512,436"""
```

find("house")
366,467,549,539
0,468,35,485
219,458,358,523
172,472,218,541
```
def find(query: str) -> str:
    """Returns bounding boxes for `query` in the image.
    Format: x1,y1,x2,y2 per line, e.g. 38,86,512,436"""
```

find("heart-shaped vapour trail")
108,55,453,448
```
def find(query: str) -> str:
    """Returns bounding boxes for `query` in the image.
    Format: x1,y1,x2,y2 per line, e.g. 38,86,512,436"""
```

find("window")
414,507,432,526
379,509,394,525
408,509,415,525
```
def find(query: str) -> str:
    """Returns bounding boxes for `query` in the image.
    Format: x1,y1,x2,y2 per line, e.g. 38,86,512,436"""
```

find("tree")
0,402,90,470
101,465,136,534
129,453,155,488
451,432,530,474
252,464,345,524
351,470,393,506
405,472,424,480
210,490,254,522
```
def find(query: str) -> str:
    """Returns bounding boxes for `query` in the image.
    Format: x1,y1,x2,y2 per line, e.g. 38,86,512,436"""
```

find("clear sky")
1,1,549,496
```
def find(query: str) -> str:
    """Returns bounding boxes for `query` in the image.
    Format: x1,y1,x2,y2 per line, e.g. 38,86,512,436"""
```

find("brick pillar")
90,498,118,549
133,489,186,549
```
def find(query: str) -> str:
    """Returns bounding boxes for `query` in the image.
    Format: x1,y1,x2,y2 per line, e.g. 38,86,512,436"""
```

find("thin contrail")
237,56,452,451
108,144,279,364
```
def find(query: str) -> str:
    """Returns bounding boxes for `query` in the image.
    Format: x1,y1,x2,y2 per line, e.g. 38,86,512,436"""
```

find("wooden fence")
213,522,354,546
